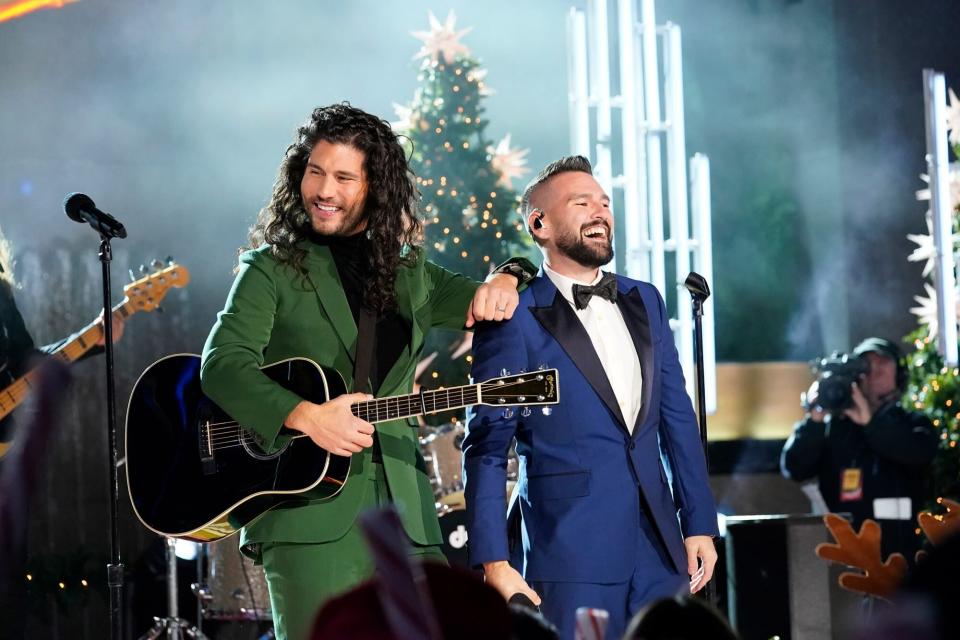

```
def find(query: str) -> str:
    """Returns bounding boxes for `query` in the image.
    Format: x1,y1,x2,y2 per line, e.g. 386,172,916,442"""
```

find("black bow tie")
571,273,618,310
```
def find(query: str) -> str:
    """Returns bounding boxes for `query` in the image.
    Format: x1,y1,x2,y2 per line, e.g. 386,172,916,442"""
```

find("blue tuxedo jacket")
463,273,719,583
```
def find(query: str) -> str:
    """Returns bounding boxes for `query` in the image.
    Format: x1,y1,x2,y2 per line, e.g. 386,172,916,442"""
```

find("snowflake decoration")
488,134,530,188
411,10,472,65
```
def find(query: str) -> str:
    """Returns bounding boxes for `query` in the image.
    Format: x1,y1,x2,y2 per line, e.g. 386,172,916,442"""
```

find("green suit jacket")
200,242,479,554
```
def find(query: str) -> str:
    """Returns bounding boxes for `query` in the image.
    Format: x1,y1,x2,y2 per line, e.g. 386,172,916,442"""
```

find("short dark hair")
519,155,594,222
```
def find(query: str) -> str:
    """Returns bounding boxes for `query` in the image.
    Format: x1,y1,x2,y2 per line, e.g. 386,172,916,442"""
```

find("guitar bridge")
198,419,217,476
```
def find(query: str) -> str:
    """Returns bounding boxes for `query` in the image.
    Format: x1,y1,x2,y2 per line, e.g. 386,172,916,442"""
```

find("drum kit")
420,421,518,567
140,422,509,635
138,538,274,639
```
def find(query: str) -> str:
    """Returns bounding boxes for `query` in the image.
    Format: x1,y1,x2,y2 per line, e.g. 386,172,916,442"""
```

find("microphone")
683,271,710,302
63,193,127,239
508,592,540,611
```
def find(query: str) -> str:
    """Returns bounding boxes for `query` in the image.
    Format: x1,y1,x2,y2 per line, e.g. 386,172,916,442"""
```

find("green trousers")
261,462,446,640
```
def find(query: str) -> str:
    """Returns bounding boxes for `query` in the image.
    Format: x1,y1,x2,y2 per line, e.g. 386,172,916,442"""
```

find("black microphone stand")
683,272,716,605
66,195,128,639
683,272,710,466
98,232,125,640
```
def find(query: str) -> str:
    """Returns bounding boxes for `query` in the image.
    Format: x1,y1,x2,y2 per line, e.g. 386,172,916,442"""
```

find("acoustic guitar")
125,354,558,542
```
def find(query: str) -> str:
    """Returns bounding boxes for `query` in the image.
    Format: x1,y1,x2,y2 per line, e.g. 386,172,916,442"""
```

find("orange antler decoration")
917,498,960,548
815,513,908,599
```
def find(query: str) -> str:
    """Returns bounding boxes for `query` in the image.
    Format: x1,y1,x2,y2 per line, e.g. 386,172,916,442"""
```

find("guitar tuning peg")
541,406,553,416
502,408,515,419
165,255,174,265
128,269,137,282
155,305,164,314
151,259,164,270
500,368,510,377
537,363,548,371
139,264,148,274
520,407,532,418
519,368,527,374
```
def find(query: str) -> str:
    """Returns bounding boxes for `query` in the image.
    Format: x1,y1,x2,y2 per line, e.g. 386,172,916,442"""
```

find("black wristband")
491,257,538,287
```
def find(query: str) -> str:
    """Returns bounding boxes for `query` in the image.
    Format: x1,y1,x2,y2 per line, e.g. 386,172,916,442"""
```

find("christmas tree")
393,11,534,424
904,86,960,513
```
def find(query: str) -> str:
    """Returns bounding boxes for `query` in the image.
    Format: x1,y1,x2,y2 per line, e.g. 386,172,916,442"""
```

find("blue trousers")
530,514,687,640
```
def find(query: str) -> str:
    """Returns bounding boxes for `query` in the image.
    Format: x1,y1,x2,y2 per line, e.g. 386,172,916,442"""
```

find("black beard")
555,231,614,268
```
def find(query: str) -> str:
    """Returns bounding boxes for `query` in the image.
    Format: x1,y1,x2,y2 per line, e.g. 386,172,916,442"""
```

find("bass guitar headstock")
124,259,191,312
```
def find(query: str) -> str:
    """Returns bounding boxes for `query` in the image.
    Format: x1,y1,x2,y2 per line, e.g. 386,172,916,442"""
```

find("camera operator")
781,337,938,561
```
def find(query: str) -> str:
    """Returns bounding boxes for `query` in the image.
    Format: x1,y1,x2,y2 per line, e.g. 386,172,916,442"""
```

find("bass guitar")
125,354,558,542
0,261,190,459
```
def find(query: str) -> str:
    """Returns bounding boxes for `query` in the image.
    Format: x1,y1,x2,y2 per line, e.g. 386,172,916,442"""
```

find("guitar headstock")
479,369,559,407
123,261,191,312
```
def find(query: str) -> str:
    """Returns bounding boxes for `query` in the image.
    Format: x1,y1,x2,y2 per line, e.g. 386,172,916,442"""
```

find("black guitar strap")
353,307,376,394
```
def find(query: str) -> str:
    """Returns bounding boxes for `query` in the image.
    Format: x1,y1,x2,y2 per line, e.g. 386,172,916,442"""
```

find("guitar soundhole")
240,432,289,461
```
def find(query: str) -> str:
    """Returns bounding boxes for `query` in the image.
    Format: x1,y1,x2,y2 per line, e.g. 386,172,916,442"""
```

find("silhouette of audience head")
623,595,739,640
310,561,514,639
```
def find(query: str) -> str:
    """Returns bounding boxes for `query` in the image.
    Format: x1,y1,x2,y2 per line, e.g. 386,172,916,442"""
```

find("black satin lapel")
531,291,627,429
617,287,654,433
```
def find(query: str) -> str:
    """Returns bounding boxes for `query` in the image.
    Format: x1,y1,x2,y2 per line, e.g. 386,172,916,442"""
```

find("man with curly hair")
200,103,533,640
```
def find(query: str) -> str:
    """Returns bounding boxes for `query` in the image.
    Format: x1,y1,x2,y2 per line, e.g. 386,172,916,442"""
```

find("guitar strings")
200,388,535,435
199,378,546,449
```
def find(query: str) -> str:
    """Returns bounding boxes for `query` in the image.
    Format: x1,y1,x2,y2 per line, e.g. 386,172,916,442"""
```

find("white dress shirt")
543,264,644,432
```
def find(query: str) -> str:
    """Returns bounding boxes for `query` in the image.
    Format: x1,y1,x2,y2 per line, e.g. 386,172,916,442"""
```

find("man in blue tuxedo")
463,156,719,639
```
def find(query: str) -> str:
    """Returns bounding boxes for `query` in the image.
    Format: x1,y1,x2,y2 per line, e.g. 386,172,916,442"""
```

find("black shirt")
307,230,411,393
307,231,413,462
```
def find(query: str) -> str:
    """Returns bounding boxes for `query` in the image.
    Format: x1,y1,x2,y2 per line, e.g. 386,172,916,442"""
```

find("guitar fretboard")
0,302,132,421
350,384,481,423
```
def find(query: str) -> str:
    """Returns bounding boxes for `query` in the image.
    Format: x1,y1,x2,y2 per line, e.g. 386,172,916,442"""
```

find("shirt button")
629,441,636,450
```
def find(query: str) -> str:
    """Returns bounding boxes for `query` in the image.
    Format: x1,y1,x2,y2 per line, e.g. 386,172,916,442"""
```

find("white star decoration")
467,67,493,96
946,88,960,147
910,282,960,338
413,352,439,395
916,168,960,211
488,134,530,188
907,215,960,277
411,10,473,65
450,332,473,359
461,201,481,225
912,283,940,335
467,68,487,83
391,103,414,132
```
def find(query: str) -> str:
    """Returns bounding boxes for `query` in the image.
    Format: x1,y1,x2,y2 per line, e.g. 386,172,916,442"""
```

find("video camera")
804,351,869,414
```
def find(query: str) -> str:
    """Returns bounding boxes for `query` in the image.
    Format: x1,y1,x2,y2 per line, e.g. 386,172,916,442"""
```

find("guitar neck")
0,300,132,421
350,384,481,424
51,301,131,364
